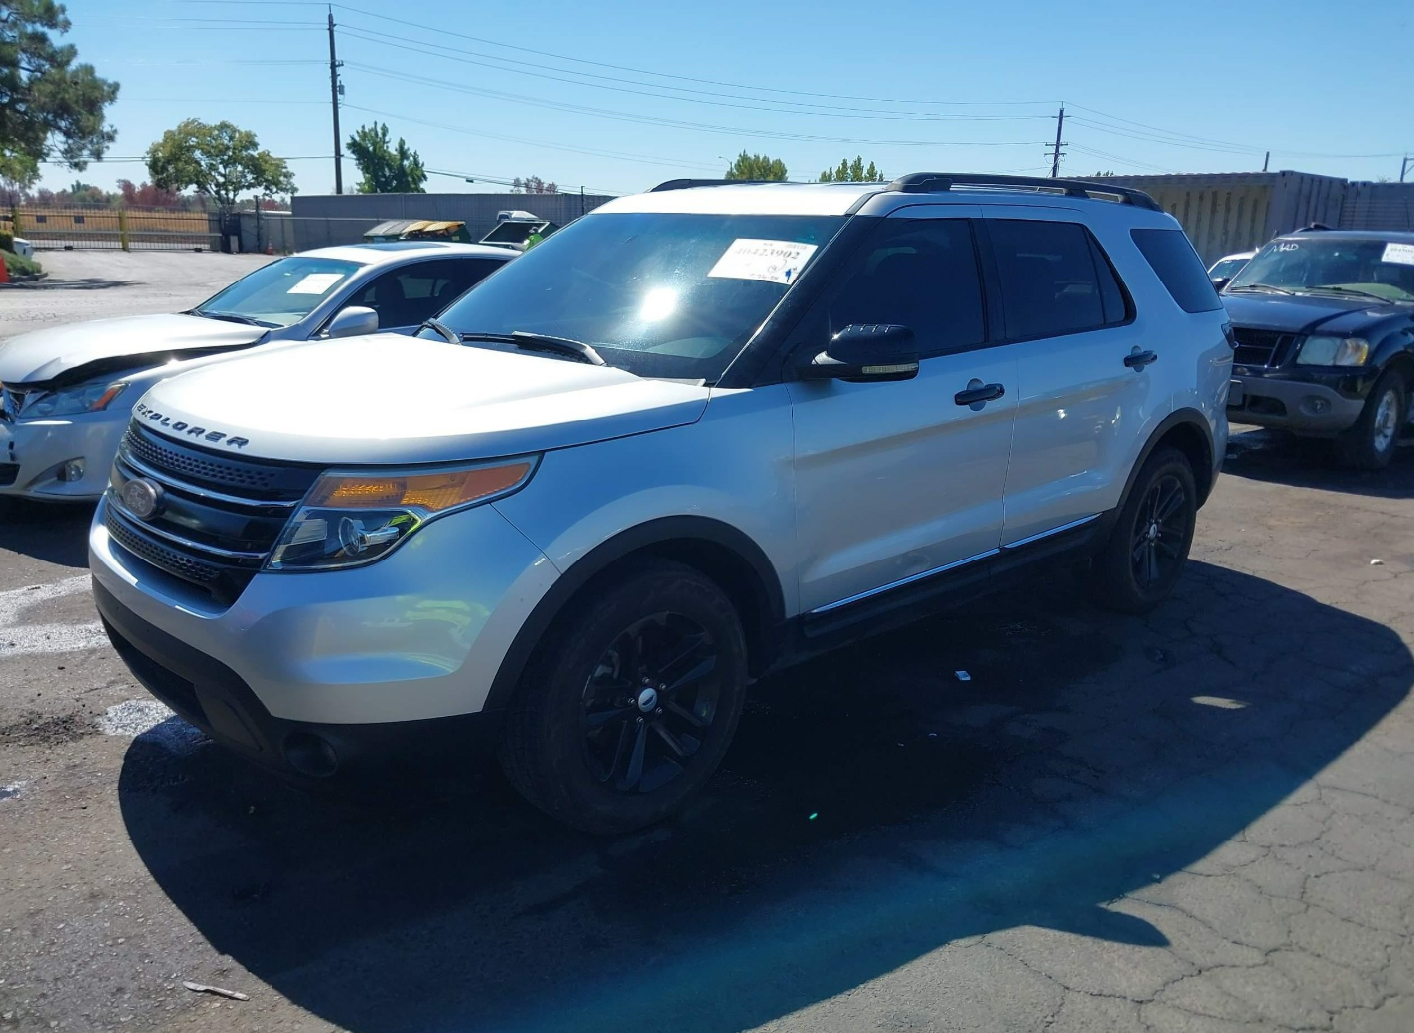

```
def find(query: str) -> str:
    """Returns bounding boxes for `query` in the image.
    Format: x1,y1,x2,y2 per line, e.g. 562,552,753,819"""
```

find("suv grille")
1231,327,1298,369
104,422,323,604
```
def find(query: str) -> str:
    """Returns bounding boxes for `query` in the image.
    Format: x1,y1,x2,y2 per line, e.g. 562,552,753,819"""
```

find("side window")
1130,228,1223,313
826,218,986,356
989,220,1127,339
350,259,505,330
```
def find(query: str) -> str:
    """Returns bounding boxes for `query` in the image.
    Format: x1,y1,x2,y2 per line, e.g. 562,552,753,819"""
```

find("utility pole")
1263,151,1270,172
1401,156,1412,183
1048,105,1066,178
327,8,344,194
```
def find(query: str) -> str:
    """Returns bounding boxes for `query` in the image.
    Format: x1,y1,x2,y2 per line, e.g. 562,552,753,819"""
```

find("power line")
346,63,1046,149
335,20,1051,123
342,103,721,173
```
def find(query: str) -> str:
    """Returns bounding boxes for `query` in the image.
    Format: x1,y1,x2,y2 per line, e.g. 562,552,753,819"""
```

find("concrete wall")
288,192,616,250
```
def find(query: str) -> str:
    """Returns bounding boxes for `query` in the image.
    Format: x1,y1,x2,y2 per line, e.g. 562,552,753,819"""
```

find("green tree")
346,121,426,194
818,156,883,183
724,151,787,181
145,119,295,211
0,0,119,188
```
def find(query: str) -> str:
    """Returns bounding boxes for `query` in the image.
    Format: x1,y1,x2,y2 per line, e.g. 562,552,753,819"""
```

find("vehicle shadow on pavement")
1223,425,1414,499
1,278,138,291
117,561,1412,1033
0,499,93,568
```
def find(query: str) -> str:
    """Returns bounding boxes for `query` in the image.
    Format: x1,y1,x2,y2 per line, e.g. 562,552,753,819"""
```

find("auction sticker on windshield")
708,239,819,285
287,272,347,294
1381,243,1414,267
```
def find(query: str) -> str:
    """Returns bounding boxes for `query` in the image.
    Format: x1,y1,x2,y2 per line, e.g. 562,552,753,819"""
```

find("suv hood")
0,312,266,385
1222,292,1408,338
134,334,710,464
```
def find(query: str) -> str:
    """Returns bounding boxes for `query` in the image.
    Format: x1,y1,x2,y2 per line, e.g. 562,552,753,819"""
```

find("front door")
787,208,1018,615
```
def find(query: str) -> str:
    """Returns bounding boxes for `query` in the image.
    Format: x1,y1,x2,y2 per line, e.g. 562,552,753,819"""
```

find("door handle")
954,381,1006,407
1124,349,1158,370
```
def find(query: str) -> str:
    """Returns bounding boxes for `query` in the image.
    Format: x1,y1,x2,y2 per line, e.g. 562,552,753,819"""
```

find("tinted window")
990,220,1125,338
1131,228,1224,313
354,258,505,329
827,219,986,355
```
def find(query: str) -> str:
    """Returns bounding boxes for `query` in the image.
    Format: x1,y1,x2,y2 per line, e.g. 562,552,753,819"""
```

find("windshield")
1229,237,1414,302
426,212,847,381
194,256,363,328
1208,256,1249,280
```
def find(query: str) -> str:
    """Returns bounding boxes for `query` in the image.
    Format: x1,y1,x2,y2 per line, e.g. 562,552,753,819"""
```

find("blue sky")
38,0,1414,197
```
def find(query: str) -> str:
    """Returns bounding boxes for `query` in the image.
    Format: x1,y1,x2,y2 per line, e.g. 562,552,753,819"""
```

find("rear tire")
1090,447,1197,614
499,559,748,835
1335,370,1404,470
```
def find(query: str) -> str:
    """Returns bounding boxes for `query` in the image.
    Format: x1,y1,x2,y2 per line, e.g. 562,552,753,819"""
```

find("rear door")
787,207,1019,615
979,208,1159,545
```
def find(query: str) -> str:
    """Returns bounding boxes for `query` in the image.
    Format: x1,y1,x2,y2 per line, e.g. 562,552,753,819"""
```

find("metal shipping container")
1100,171,1347,264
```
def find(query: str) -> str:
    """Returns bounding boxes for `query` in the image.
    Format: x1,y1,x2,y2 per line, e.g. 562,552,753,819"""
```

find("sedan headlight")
1296,336,1370,366
28,379,128,418
267,457,539,571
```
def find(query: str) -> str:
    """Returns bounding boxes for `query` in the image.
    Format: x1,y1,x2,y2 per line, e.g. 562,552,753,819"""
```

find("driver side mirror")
796,324,920,383
325,305,379,340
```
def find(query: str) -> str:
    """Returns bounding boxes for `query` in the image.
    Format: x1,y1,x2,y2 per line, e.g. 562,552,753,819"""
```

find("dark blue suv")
1224,229,1414,468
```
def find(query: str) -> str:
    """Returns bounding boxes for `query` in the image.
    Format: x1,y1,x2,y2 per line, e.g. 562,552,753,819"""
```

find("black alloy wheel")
1131,473,1188,589
580,612,721,794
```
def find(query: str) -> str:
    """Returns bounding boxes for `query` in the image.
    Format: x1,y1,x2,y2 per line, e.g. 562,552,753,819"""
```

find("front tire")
1090,447,1197,614
499,560,748,835
1335,371,1404,470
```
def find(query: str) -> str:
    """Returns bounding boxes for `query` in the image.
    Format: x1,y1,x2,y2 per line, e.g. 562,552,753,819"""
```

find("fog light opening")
59,459,85,482
282,732,339,778
1301,396,1331,416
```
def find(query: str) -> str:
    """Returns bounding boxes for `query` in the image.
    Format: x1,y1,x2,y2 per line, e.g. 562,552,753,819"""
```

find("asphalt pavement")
1,254,1412,1033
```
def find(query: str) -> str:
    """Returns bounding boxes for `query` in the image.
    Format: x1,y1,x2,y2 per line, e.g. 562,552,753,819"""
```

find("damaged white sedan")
0,242,513,501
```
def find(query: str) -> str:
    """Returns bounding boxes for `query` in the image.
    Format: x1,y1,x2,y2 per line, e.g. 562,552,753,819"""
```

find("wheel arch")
483,516,787,713
1118,408,1216,514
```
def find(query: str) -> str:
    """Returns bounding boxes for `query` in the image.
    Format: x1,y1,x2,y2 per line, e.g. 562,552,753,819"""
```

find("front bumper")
89,497,561,733
1227,367,1375,435
0,412,126,500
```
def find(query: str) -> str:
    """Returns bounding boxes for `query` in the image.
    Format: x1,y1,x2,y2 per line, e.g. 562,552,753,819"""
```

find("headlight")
1296,336,1370,366
267,457,539,571
28,379,127,418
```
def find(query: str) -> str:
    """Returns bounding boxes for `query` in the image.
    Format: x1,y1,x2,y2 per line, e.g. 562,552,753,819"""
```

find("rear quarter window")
1131,228,1224,313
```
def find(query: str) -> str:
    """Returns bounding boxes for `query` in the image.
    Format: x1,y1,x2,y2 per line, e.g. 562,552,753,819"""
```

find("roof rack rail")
885,173,1162,212
649,178,786,192
1294,222,1333,232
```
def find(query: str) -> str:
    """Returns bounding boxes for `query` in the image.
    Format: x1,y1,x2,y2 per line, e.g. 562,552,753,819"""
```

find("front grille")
104,422,323,604
1232,327,1298,369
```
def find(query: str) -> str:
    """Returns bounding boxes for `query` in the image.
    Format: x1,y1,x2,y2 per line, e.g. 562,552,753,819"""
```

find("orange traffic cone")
0,256,9,285
265,242,274,256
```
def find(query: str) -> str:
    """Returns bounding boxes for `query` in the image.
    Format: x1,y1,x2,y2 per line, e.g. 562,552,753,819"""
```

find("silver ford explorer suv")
90,173,1232,834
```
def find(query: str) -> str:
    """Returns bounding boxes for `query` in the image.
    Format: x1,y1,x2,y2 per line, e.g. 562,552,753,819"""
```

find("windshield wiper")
1226,282,1295,296
1302,284,1398,303
417,317,461,344
460,330,607,366
191,309,276,328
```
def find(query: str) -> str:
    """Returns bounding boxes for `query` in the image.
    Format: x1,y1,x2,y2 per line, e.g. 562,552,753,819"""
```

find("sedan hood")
1221,293,1405,337
0,312,266,385
134,334,710,464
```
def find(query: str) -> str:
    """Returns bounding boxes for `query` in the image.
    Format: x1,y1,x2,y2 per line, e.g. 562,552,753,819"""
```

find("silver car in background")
0,242,514,501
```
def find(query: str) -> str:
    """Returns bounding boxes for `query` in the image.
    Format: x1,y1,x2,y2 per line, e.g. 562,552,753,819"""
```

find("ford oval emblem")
121,478,163,520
